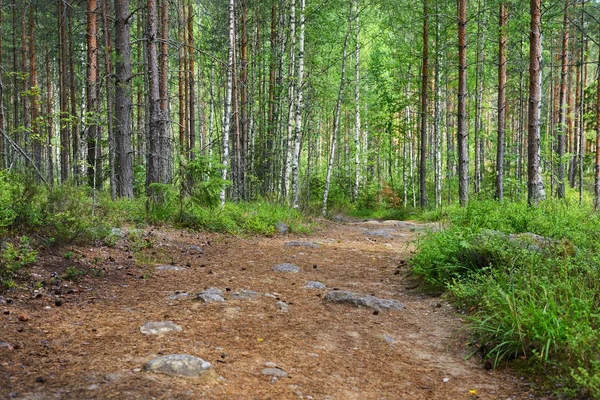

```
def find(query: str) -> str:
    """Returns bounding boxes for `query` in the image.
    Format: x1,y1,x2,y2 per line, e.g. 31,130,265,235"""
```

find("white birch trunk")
291,0,305,208
283,0,296,200
220,0,235,208
352,0,361,203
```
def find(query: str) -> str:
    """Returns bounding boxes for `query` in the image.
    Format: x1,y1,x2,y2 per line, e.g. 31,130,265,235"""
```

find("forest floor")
0,217,535,399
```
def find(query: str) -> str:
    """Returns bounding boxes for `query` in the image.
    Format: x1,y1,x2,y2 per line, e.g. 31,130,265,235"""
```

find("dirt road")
0,219,530,399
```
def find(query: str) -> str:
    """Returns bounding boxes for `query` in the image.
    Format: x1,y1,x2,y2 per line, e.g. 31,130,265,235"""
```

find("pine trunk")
496,1,507,200
527,0,546,205
457,0,468,206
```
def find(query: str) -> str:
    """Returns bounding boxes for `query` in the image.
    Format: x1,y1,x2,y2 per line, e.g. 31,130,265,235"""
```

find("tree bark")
496,1,507,201
595,24,600,210
291,0,306,209
240,0,249,200
283,0,296,200
527,0,546,205
102,0,116,198
86,0,100,188
419,0,428,208
29,6,41,176
457,0,468,206
220,0,235,207
146,0,162,195
556,0,568,199
352,0,361,204
114,0,134,198
158,0,170,183
67,4,78,181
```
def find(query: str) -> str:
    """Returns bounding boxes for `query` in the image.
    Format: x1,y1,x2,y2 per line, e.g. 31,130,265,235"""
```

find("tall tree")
114,0,134,198
86,0,100,188
419,0,428,208
352,0,361,204
527,0,546,204
457,0,468,206
146,0,162,195
496,1,507,200
291,0,306,209
220,0,235,207
556,0,569,199
158,0,170,183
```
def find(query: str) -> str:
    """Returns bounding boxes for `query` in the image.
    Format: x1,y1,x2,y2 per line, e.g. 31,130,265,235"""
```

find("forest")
2,0,600,398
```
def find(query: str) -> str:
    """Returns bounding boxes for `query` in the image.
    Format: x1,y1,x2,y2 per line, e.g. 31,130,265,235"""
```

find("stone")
197,287,225,303
261,367,288,378
140,321,183,335
362,229,394,239
275,301,290,312
272,263,300,273
156,265,186,271
276,222,289,234
264,362,278,368
0,340,13,350
144,354,216,378
324,290,404,311
304,281,327,289
110,228,127,237
189,245,203,254
168,292,191,300
285,241,320,248
230,290,259,300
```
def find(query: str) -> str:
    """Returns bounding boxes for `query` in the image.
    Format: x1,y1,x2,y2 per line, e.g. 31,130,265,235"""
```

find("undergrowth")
410,199,600,398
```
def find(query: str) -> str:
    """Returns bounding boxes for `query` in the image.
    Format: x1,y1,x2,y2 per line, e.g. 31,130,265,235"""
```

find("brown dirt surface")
0,219,534,399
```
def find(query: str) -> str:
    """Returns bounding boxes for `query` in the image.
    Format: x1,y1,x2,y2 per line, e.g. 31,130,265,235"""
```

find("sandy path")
0,219,530,399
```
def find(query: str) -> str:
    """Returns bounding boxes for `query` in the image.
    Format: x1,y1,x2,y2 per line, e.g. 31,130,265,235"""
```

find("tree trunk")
527,0,546,205
291,0,306,209
457,0,468,206
158,0,170,183
146,0,162,195
114,0,134,198
474,0,484,195
29,6,41,176
556,0,568,199
433,2,442,209
21,4,30,169
86,0,99,188
419,0,428,208
496,1,507,201
102,0,116,198
240,0,249,200
282,0,296,201
0,0,4,169
67,4,78,181
322,5,351,217
352,0,361,204
578,0,585,205
187,0,195,160
220,0,235,207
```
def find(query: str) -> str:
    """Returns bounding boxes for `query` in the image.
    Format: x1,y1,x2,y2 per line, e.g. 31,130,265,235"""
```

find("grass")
410,198,600,397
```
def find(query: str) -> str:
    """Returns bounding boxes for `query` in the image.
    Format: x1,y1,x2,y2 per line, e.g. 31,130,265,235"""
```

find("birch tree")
291,0,306,209
220,0,235,208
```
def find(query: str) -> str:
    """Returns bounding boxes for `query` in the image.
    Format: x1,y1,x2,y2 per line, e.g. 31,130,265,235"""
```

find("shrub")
0,236,37,289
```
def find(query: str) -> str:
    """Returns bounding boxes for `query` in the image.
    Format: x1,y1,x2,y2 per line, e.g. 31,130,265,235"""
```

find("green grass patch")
410,199,600,397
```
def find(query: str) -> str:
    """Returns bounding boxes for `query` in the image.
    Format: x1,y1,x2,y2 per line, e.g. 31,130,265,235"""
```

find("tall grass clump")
410,199,600,397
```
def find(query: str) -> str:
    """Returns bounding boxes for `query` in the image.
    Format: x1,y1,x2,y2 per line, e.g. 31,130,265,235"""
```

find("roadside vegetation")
411,195,600,398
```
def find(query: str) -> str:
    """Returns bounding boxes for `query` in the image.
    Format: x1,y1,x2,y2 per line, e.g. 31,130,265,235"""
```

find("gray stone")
362,229,394,239
110,227,127,237
140,321,183,335
168,292,191,300
276,222,289,234
304,281,327,289
285,241,320,248
197,287,225,303
189,245,203,254
261,367,288,378
272,263,300,273
202,287,224,295
230,289,259,300
0,340,13,350
275,301,290,312
324,290,404,311
156,265,186,271
144,354,216,378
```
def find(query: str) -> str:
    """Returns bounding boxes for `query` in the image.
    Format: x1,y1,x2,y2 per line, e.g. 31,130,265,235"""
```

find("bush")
410,199,600,397
0,236,37,289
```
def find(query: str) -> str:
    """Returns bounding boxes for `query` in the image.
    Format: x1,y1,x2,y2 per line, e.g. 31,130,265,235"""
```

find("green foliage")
184,155,230,209
0,237,37,289
62,266,86,282
410,199,600,396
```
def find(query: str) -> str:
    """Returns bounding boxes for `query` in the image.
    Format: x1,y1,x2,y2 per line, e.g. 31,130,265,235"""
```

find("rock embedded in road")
285,241,320,248
362,229,394,239
304,281,327,289
144,354,216,378
230,289,259,300
140,321,183,335
156,265,186,271
261,367,288,378
197,287,225,303
272,263,300,273
276,222,289,234
275,301,290,312
324,290,404,311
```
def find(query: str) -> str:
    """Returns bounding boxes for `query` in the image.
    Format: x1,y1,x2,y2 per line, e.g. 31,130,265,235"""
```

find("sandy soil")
0,218,533,399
